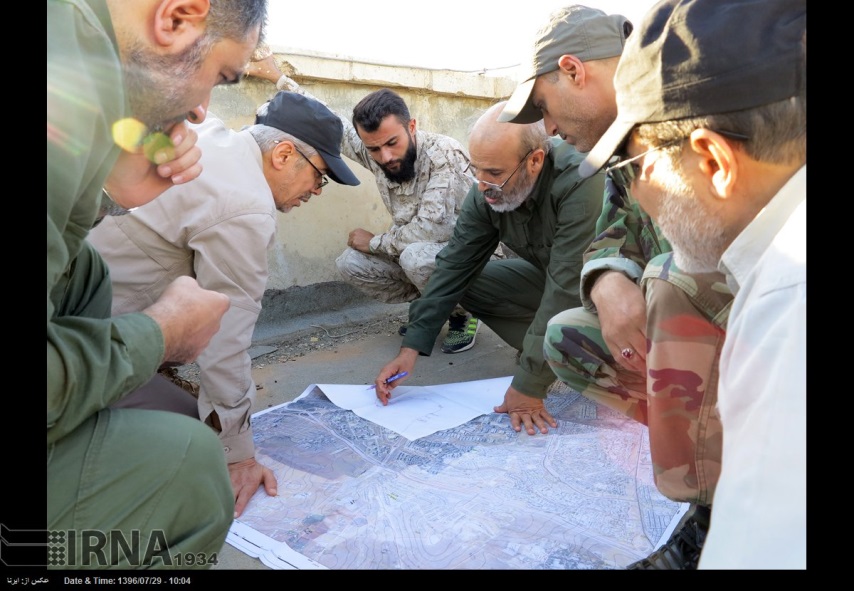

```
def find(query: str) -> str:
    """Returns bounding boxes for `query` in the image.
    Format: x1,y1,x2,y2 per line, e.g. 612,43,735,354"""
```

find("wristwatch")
93,188,136,227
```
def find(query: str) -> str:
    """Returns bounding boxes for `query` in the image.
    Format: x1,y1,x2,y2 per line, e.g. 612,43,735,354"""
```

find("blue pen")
366,371,408,390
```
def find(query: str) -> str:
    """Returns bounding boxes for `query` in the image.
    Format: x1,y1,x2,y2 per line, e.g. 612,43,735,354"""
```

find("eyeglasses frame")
292,145,329,189
472,148,534,193
604,129,750,191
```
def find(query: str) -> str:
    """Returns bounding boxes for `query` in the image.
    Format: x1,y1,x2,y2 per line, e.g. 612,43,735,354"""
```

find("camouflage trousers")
335,242,448,304
336,242,505,310
544,253,732,505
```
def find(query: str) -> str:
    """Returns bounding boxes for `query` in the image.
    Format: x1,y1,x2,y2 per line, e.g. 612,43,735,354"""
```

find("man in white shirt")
578,0,806,569
89,91,360,518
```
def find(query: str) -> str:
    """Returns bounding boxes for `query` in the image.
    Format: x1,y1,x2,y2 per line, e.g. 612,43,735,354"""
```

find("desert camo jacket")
278,77,475,257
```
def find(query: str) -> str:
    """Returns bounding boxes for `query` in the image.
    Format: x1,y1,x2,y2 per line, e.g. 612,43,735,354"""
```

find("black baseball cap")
580,0,807,178
255,91,360,186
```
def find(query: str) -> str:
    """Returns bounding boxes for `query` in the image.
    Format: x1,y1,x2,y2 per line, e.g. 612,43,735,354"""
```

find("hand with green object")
104,115,206,211
142,131,176,165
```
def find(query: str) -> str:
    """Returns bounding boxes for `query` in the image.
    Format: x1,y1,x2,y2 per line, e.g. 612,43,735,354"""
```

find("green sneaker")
441,314,479,354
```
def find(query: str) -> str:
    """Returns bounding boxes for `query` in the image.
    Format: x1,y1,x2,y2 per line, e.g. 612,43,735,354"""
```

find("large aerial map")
227,382,685,570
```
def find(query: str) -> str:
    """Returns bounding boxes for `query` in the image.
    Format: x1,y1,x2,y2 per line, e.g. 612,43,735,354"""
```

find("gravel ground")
175,310,409,385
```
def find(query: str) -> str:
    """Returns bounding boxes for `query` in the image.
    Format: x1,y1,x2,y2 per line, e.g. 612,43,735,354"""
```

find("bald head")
472,102,524,152
468,101,550,212
469,100,549,166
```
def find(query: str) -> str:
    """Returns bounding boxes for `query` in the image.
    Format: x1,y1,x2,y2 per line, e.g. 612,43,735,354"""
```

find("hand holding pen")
370,371,409,406
374,348,420,405
367,371,408,390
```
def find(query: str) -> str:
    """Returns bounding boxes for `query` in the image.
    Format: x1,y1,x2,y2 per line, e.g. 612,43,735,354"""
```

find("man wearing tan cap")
581,0,806,568
89,91,360,519
500,5,733,569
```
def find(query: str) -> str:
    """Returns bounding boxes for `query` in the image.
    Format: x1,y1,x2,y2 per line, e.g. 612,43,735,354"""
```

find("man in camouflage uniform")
248,58,483,354
498,5,732,569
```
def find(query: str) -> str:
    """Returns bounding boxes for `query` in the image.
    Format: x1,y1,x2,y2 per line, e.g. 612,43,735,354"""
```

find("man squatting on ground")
48,0,267,568
372,102,604,422
247,56,487,354
579,0,806,568
497,4,733,569
88,91,360,518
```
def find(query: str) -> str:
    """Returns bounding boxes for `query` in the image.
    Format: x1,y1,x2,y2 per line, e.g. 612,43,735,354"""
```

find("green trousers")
458,257,545,350
48,242,233,569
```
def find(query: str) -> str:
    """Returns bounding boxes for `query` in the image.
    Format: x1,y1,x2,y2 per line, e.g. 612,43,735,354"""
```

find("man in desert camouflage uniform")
248,57,483,354
498,5,732,570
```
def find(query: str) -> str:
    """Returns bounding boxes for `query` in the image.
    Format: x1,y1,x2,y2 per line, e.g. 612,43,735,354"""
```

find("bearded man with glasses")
370,100,603,427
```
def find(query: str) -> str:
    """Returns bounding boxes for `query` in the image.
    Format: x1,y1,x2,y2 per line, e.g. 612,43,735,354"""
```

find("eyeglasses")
471,149,533,193
293,146,329,189
604,139,684,191
605,129,750,191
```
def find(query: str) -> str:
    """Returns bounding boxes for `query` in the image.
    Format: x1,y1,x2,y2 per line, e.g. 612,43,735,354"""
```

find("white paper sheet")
226,522,327,570
310,376,512,440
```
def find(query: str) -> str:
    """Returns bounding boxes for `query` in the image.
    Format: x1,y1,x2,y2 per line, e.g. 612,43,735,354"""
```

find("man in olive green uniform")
372,101,603,412
47,0,267,569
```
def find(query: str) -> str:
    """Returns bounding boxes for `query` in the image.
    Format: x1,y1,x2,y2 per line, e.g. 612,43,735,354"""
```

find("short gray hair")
248,124,317,158
637,94,806,166
518,119,551,160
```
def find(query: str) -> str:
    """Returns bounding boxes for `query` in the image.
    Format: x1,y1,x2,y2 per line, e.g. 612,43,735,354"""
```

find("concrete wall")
208,50,516,305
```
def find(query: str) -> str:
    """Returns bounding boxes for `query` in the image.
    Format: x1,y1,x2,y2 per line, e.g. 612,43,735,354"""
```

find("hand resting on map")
494,386,558,436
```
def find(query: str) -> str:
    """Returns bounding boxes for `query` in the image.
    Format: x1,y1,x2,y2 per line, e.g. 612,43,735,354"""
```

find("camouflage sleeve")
339,122,373,171
382,147,473,255
579,177,671,312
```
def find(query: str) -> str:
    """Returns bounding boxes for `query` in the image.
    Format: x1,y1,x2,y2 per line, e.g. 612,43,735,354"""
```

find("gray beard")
655,163,728,274
484,168,536,213
122,37,206,130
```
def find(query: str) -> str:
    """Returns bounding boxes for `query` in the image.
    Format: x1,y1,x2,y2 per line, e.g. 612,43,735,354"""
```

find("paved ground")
210,301,523,570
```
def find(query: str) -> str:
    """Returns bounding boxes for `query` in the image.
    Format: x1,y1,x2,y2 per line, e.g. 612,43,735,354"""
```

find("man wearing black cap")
581,0,806,569
247,58,486,355
89,91,360,518
500,5,734,570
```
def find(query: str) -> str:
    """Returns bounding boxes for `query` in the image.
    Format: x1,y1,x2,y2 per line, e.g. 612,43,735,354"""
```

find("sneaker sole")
441,321,479,354
442,338,477,354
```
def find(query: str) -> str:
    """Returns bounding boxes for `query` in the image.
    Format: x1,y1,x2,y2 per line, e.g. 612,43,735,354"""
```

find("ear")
557,54,584,87
528,147,546,175
688,129,739,199
152,0,210,48
271,140,295,171
407,118,417,136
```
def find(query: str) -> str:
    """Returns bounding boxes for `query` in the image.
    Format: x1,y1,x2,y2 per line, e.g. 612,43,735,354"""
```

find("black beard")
381,138,417,183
